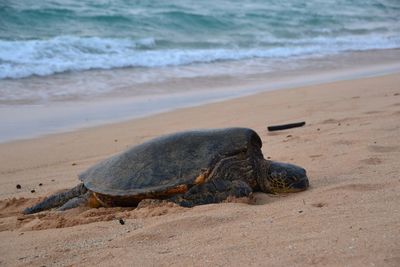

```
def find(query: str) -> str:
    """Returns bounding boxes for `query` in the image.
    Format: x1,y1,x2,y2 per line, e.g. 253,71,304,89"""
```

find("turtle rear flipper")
23,183,87,214
58,191,91,211
170,180,252,207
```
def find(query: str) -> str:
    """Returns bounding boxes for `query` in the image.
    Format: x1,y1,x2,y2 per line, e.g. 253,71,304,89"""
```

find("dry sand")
1,73,400,266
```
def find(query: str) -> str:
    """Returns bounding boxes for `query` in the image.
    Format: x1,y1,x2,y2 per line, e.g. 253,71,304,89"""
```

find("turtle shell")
79,127,263,197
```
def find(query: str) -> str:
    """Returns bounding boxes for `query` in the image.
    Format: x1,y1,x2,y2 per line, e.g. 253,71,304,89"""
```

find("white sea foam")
1,35,399,80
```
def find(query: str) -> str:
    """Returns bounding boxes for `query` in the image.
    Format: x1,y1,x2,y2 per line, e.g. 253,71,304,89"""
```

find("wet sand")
1,49,400,143
0,73,400,266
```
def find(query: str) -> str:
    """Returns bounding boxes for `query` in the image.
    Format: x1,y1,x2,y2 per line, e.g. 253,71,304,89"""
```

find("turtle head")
259,160,309,194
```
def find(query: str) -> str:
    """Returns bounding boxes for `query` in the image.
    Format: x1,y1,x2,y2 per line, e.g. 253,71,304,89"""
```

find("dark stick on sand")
267,121,306,132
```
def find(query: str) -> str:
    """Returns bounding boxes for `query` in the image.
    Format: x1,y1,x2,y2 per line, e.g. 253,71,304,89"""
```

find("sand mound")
0,194,256,231
0,197,188,231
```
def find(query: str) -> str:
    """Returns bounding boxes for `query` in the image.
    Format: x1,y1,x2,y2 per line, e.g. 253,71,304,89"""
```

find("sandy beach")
1,72,400,266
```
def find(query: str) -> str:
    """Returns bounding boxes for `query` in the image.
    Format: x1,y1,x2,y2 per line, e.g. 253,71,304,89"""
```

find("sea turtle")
24,127,309,214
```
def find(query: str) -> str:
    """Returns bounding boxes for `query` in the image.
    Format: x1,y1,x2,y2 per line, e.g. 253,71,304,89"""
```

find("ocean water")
1,0,399,80
0,0,400,141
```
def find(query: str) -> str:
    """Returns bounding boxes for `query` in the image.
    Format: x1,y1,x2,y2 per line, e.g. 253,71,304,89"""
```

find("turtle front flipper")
23,183,88,214
169,180,252,207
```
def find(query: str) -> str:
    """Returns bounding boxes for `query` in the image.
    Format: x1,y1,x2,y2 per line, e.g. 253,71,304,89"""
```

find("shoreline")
1,49,400,143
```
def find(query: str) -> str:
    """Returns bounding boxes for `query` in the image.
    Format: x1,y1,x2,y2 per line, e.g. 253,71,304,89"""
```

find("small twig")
267,121,306,132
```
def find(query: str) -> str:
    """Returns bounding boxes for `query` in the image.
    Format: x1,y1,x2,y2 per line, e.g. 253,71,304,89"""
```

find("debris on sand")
267,121,306,131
